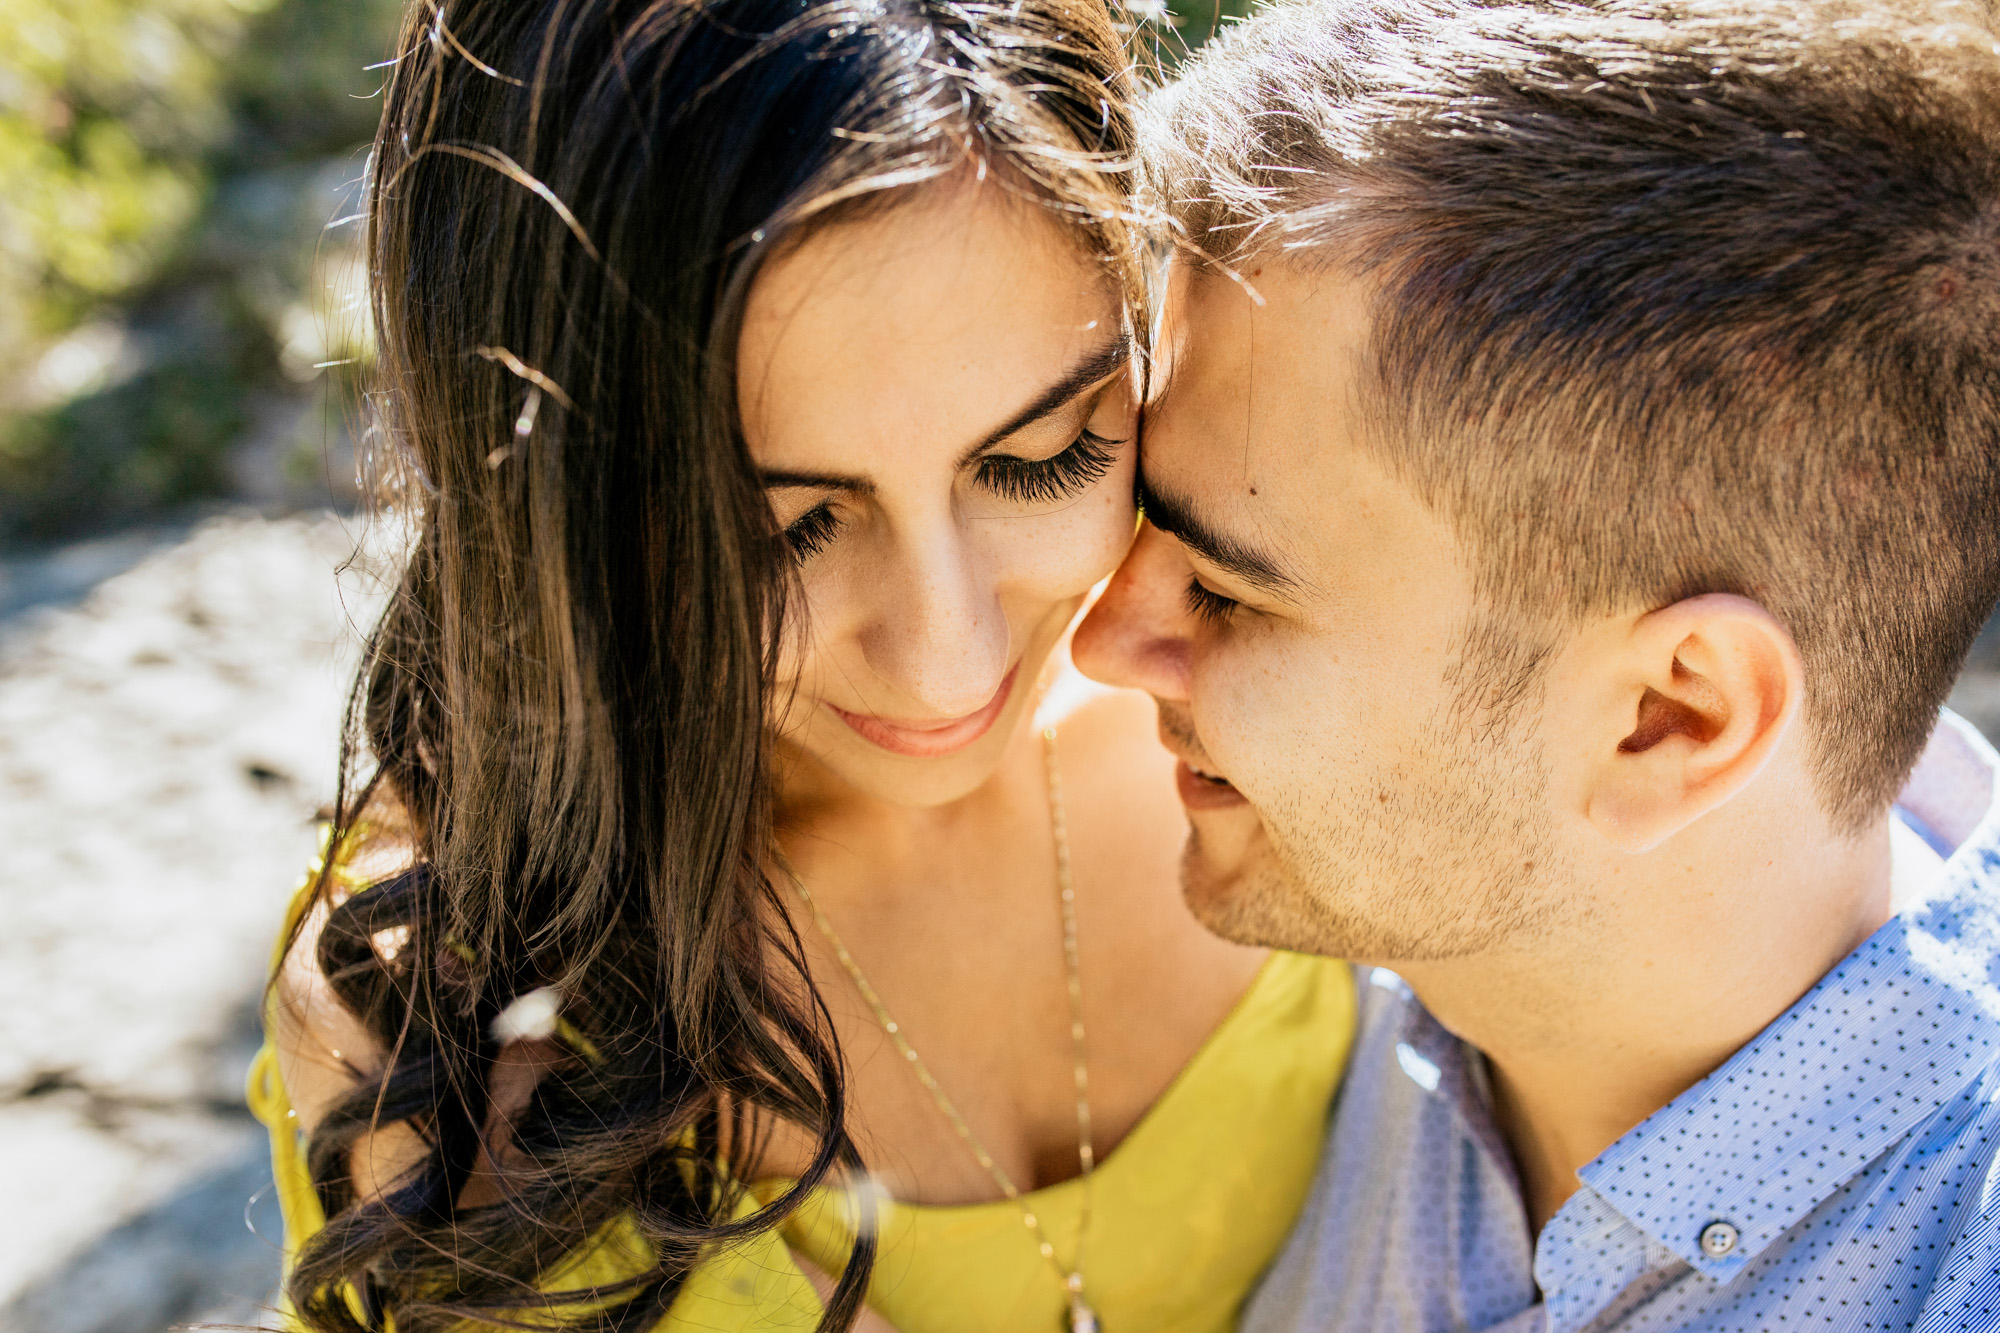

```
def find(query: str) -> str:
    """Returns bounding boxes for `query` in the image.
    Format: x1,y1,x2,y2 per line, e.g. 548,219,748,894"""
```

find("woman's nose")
859,533,1012,718
1072,520,1195,702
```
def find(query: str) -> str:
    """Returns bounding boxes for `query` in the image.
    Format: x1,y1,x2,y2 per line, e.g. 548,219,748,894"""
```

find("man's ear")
1582,594,1804,853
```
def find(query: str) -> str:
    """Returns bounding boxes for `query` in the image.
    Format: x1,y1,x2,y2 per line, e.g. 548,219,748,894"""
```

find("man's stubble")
1187,625,1578,966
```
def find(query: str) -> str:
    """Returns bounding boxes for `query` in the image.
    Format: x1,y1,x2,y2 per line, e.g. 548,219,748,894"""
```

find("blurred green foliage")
0,0,399,545
0,0,238,342
1154,0,1261,59
5,358,248,527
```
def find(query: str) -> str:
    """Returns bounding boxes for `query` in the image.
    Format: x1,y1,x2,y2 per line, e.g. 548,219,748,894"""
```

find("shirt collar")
1387,971,1522,1189
1575,712,2000,1282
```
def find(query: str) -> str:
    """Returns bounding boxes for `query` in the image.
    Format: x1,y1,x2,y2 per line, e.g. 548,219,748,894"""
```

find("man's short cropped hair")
1149,0,2000,830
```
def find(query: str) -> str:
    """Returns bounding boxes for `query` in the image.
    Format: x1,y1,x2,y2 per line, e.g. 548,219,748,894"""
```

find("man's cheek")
1190,640,1262,753
1206,652,1295,781
1207,721,1289,842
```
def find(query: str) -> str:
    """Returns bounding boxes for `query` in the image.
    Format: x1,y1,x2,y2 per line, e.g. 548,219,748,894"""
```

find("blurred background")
0,2,399,1330
0,2,1994,1331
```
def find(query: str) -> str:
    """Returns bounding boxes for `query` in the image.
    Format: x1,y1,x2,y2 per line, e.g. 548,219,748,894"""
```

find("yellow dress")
247,858,1355,1332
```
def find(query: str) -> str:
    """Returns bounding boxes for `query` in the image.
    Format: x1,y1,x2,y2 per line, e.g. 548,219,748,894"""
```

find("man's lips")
1173,756,1249,811
1155,708,1248,811
828,666,1018,758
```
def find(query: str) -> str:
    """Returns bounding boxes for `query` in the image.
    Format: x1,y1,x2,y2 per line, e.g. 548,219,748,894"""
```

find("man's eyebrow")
1139,472,1299,597
955,337,1131,467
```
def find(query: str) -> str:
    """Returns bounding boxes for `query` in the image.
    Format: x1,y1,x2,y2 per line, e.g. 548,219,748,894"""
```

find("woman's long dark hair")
285,0,1140,1330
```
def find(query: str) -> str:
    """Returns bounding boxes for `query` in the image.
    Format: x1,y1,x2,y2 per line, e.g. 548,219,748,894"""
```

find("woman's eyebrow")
760,469,876,493
955,337,1131,467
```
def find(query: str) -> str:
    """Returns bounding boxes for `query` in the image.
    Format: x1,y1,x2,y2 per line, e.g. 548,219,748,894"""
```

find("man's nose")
1073,520,1194,701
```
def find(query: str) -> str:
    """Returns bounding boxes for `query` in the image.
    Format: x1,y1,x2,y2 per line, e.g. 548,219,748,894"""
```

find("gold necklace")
778,727,1099,1333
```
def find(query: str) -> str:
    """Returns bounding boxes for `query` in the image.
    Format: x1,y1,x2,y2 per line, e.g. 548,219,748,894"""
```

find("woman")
247,0,1356,1329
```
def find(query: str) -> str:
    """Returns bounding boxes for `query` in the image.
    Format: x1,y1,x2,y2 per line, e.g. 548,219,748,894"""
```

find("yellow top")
248,856,1355,1332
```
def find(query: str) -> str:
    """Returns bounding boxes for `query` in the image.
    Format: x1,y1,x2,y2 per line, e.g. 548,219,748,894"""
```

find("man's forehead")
1141,258,1378,596
1171,255,1373,352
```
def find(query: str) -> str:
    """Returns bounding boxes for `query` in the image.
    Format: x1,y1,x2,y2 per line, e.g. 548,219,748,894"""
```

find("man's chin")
1180,820,1298,948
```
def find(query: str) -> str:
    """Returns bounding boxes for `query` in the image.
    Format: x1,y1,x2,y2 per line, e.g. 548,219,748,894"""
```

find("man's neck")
1396,813,1895,1236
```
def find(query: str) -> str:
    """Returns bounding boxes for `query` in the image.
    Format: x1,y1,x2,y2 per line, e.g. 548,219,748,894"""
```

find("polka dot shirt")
1242,714,2000,1333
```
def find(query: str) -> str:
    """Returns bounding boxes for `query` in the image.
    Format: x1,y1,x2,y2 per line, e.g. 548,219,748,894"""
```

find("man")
1072,0,2000,1327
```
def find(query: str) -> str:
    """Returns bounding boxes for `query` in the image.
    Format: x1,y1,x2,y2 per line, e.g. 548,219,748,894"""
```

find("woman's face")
739,182,1137,807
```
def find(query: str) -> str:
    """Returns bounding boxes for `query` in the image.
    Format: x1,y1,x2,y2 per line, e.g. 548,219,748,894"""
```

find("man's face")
1073,261,1571,963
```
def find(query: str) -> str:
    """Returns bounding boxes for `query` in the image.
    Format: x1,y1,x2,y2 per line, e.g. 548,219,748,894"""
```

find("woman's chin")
775,600,1090,809
780,689,1039,810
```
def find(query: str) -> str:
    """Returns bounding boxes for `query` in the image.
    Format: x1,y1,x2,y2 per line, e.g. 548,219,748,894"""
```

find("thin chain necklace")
778,727,1099,1333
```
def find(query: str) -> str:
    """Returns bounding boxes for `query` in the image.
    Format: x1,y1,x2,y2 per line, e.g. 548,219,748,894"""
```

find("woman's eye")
1185,577,1239,624
977,429,1120,505
783,504,841,562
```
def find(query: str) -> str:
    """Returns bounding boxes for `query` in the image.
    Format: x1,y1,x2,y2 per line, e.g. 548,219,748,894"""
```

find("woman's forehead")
738,184,1121,472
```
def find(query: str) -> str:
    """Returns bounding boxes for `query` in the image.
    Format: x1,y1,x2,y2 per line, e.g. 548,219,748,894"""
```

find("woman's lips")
1175,758,1249,811
828,666,1018,758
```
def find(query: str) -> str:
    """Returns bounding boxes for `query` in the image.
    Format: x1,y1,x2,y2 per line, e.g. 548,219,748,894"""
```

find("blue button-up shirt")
1244,713,2000,1333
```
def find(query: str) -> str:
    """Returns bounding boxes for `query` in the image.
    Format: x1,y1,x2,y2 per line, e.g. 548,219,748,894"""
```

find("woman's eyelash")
783,504,840,562
977,429,1119,505
781,427,1121,561
1186,578,1239,624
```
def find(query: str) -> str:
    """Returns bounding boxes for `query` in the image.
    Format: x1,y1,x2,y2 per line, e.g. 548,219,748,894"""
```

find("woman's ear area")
1568,593,1806,853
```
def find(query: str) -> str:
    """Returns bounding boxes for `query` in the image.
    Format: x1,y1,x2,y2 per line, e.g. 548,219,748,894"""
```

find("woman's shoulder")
264,817,429,1197
268,820,416,1084
268,910,430,1203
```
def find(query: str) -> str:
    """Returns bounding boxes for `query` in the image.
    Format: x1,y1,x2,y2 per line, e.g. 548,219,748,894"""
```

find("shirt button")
1699,1221,1740,1258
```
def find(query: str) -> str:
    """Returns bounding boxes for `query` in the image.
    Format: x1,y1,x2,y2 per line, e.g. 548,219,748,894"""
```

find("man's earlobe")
1585,595,1803,853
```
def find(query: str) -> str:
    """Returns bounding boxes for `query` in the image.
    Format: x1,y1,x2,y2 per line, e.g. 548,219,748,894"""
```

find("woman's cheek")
996,501,1132,605
1076,468,1142,588
772,565,849,713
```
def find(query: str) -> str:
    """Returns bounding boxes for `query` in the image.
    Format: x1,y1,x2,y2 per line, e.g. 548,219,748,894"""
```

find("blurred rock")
0,528,190,624
0,1113,278,1333
0,514,390,1330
